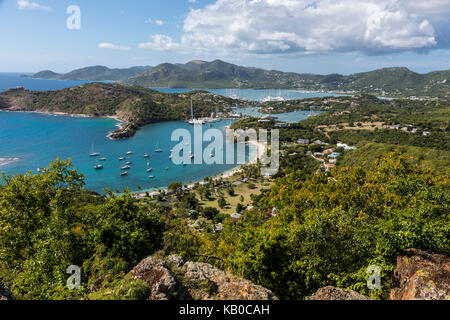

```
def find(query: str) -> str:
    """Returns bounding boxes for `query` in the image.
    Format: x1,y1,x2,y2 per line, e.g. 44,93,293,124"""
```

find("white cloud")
17,0,51,11
181,0,443,55
188,0,198,3
98,43,132,51
138,34,180,51
155,20,164,26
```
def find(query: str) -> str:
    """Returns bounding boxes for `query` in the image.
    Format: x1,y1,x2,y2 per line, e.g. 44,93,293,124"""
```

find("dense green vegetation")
164,153,449,300
0,86,449,300
339,142,450,175
0,82,238,138
23,65,151,81
0,160,164,299
121,60,450,98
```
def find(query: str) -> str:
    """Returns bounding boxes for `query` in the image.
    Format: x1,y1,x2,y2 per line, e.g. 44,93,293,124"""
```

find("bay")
0,73,338,193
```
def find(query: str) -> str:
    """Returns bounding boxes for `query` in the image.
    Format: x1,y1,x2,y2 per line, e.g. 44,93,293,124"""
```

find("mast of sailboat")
190,97,194,120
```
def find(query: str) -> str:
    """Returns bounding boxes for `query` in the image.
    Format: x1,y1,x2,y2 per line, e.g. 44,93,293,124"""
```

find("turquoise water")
0,73,337,193
0,111,252,193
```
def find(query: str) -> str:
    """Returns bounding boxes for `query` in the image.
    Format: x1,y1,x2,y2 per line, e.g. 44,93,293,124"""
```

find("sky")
0,0,449,74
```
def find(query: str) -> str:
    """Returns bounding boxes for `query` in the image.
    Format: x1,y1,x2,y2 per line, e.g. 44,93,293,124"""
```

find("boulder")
130,256,189,300
305,286,371,300
130,255,277,300
182,261,277,300
390,249,449,300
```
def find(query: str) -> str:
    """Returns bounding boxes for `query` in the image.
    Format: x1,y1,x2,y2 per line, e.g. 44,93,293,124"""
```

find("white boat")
99,158,107,161
187,98,205,125
121,172,128,176
147,168,153,172
125,161,132,165
261,96,286,103
144,154,150,158
126,151,133,155
119,157,125,161
89,144,100,157
94,164,103,170
148,175,155,179
154,141,163,152
121,165,130,170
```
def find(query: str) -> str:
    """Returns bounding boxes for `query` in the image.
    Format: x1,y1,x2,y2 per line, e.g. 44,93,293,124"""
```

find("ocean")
0,72,333,193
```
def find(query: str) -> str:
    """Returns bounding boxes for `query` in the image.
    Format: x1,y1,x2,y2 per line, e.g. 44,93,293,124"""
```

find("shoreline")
133,140,265,198
1,109,265,197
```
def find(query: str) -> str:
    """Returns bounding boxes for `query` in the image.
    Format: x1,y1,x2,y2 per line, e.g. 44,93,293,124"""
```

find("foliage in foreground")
0,159,164,300
164,153,449,299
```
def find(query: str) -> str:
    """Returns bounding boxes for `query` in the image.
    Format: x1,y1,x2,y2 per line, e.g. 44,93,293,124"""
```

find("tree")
168,182,183,195
202,207,220,220
217,197,227,209
208,153,449,300
0,159,165,299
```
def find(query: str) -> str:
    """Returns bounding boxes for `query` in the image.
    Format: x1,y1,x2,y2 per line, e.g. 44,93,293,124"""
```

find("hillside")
121,60,450,98
0,82,236,139
22,65,151,81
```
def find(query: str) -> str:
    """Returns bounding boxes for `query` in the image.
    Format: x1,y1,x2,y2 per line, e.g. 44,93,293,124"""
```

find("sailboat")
126,150,133,155
154,141,163,153
144,153,150,158
89,144,100,157
188,98,205,125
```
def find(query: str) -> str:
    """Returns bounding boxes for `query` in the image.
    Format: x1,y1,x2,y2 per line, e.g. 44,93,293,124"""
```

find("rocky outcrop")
0,281,15,300
305,286,371,300
130,255,277,300
390,249,449,300
182,261,277,300
130,256,190,300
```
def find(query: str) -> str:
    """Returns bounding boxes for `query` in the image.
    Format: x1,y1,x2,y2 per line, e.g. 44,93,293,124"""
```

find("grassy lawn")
197,180,272,215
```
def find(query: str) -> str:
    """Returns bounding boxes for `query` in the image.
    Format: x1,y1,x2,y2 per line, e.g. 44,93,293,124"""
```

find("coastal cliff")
0,83,237,139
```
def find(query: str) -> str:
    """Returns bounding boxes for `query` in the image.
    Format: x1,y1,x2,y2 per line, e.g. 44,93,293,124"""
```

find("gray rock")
130,256,186,300
306,286,371,300
166,255,185,268
183,261,277,300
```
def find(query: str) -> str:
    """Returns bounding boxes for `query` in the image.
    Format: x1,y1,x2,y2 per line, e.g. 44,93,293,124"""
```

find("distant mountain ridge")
121,60,450,98
22,65,152,81
22,60,449,97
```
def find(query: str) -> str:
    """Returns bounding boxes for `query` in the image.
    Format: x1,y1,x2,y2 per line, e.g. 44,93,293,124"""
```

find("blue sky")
1,0,449,74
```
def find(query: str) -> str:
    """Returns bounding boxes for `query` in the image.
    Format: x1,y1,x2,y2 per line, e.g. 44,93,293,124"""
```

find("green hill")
0,82,236,139
22,65,151,81
121,60,450,98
